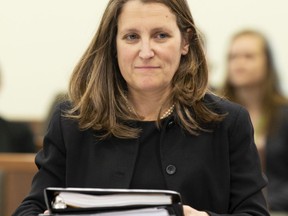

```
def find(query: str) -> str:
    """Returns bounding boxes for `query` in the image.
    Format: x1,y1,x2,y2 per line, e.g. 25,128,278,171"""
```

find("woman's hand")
183,205,209,216
43,210,50,215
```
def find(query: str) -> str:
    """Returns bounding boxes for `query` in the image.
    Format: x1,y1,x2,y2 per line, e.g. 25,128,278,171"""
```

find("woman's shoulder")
48,100,77,127
47,100,88,140
203,93,246,114
57,100,73,111
202,93,251,127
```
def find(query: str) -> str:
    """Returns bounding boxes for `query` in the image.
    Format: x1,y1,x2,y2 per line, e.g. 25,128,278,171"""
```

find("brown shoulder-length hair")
222,30,288,134
67,0,224,139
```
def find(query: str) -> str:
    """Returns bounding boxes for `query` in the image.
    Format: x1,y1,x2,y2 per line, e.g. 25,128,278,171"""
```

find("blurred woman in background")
221,29,288,212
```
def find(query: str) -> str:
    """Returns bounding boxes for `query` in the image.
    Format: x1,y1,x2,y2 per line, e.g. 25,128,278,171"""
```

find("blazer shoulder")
203,93,251,126
48,100,79,132
204,93,246,114
57,100,73,112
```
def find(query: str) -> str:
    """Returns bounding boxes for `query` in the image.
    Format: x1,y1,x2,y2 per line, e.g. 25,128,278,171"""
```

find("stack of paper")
43,187,183,216
55,191,172,208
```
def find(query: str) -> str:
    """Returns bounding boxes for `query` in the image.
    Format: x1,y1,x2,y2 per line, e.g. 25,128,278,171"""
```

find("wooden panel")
0,153,37,216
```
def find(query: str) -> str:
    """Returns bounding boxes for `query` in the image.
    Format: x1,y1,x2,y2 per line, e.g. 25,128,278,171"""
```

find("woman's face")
227,35,267,88
116,0,189,95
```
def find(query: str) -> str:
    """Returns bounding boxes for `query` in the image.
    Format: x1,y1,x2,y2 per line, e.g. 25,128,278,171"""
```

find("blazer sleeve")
209,106,269,216
12,103,67,216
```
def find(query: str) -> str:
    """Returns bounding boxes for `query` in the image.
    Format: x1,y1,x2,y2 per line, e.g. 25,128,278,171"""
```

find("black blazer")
13,94,269,216
266,105,288,211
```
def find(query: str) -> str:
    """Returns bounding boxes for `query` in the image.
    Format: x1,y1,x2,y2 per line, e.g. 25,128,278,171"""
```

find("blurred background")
0,0,288,121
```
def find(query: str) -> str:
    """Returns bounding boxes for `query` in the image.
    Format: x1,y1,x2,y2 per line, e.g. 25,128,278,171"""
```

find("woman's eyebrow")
118,27,171,35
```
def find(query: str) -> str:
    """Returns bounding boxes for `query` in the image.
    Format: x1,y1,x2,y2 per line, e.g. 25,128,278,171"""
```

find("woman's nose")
139,41,154,59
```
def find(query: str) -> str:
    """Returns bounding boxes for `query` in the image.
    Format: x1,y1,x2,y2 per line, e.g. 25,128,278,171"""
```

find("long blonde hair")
67,0,224,139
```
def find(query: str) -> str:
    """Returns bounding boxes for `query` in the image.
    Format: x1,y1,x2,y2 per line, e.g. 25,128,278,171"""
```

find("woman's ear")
181,28,193,55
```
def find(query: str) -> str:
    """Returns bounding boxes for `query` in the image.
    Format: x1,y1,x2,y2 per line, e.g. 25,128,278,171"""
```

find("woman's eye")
156,33,169,39
228,54,236,60
125,34,139,41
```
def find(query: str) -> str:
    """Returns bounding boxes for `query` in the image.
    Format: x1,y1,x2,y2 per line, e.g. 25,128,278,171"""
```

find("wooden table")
0,153,37,216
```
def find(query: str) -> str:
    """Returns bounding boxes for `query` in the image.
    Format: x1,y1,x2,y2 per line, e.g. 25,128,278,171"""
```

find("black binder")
43,187,183,216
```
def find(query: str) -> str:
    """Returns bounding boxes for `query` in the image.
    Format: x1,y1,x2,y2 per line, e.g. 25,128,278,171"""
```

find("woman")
221,30,288,211
13,1,269,216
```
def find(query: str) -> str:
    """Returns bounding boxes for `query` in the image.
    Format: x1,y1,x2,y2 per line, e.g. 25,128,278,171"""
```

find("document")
51,207,170,216
44,187,183,216
54,191,172,208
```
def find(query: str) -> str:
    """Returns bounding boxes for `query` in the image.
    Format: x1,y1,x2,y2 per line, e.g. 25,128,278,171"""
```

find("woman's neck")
235,85,267,155
235,85,264,111
126,89,172,121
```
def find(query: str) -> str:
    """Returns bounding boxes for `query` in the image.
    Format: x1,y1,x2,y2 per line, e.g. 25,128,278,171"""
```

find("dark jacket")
266,105,288,211
13,94,269,216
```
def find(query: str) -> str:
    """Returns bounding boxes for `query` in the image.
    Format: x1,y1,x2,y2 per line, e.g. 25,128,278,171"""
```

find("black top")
266,105,288,211
130,121,167,190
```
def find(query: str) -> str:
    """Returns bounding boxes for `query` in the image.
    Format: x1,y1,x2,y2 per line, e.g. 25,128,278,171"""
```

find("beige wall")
0,0,287,120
